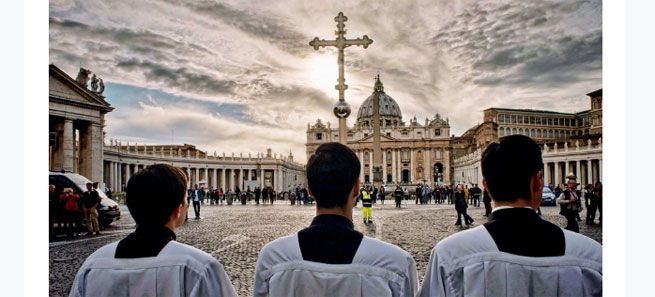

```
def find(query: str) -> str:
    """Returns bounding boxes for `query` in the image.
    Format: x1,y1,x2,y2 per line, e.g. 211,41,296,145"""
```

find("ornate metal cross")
309,11,373,144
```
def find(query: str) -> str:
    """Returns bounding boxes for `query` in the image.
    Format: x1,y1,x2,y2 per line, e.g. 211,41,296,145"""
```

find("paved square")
50,201,602,297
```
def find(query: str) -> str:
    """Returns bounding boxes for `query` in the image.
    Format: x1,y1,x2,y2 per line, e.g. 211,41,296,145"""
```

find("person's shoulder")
358,236,414,264
434,226,493,258
258,233,300,260
86,241,120,260
161,241,218,263
562,229,602,262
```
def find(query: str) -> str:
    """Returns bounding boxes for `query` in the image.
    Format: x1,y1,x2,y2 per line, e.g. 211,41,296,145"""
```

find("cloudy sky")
49,0,601,163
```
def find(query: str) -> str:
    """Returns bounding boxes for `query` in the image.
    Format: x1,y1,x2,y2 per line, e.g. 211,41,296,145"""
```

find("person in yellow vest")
362,185,373,223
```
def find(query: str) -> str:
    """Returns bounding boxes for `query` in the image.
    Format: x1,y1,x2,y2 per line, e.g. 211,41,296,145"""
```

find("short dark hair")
126,164,188,226
306,142,360,209
481,135,543,202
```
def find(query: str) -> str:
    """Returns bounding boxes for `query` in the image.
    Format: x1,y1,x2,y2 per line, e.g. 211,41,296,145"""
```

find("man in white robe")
418,135,602,297
253,142,418,297
69,164,237,297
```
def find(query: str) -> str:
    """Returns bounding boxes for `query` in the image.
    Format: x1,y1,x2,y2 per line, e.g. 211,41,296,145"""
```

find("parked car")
541,187,557,206
49,171,120,228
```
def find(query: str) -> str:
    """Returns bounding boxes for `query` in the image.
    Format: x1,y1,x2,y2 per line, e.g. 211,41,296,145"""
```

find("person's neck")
493,198,534,209
316,207,352,221
163,221,177,234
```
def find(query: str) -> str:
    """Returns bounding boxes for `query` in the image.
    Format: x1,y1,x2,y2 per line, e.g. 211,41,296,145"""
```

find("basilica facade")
306,76,603,187
306,76,460,186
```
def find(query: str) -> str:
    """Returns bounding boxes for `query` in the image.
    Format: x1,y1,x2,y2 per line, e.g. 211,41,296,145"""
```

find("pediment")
357,134,396,143
49,64,112,111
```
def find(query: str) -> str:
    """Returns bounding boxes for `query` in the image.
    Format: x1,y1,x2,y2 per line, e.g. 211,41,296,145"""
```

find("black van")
49,171,120,228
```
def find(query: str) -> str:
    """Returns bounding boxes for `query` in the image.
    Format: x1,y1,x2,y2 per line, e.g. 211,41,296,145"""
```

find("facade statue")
91,74,99,92
75,68,91,87
98,78,105,94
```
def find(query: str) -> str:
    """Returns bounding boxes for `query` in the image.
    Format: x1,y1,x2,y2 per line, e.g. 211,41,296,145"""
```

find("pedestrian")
60,188,81,237
362,185,373,223
246,186,252,203
253,142,417,297
418,135,602,297
218,187,224,205
454,184,474,226
379,185,385,205
483,189,492,217
191,184,203,219
557,174,582,233
404,187,409,201
81,182,101,235
415,184,422,204
594,181,602,226
254,186,261,204
584,184,598,225
269,188,276,204
69,164,238,297
394,185,403,208
372,185,378,204
262,187,269,204
49,184,57,240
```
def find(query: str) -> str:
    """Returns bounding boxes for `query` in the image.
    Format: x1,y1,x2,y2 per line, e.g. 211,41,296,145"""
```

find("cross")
309,12,373,144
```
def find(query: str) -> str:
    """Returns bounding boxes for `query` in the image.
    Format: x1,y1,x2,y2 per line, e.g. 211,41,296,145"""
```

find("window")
364,152,369,161
564,118,570,126
402,132,408,137
499,127,505,136
316,133,322,140
555,130,559,138
547,118,553,126
386,132,391,137
518,116,523,124
519,128,523,135
386,151,391,160
435,150,441,159
553,118,559,126
498,114,505,123
403,151,408,160
511,115,517,123
417,132,422,137
537,117,542,125
530,116,535,124
537,130,542,138
549,130,554,138
512,128,517,135
334,134,338,138
566,131,570,138
434,129,441,136
364,133,368,138
531,129,535,137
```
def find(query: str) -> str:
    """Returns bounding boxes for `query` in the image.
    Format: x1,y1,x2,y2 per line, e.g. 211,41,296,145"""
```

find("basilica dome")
356,76,402,120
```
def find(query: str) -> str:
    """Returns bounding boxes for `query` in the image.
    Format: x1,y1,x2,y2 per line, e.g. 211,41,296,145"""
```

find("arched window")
518,128,524,136
537,129,542,138
555,130,559,138
531,129,535,137
512,128,517,135
499,127,505,136
364,152,369,161
549,130,554,138
566,131,570,138
386,151,391,160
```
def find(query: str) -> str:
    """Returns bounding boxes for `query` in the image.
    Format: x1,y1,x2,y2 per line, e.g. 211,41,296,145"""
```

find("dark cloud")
115,59,237,95
432,0,601,88
161,0,310,56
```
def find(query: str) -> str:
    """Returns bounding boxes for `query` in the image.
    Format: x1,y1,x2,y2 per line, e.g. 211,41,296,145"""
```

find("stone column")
410,149,415,184
62,118,75,172
213,168,218,189
382,151,387,184
391,149,396,183
238,169,243,190
358,150,364,183
599,159,602,182
576,160,581,184
221,168,226,190
186,167,191,188
554,162,559,187
544,162,550,186
424,149,430,184
230,169,237,190
118,163,123,192
586,160,592,185
125,164,131,184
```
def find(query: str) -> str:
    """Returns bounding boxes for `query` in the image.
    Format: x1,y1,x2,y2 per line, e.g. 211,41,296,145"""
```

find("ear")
170,203,183,221
532,171,544,192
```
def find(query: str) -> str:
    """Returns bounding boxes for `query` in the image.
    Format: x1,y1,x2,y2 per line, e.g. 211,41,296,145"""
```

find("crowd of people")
69,136,601,297
49,182,102,240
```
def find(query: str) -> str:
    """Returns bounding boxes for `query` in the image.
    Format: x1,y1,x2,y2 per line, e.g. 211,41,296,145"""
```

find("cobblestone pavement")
50,200,602,297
